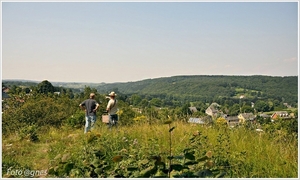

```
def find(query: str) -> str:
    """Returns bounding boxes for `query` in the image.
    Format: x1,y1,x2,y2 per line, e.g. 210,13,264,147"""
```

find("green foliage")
65,111,85,128
241,105,254,113
264,118,298,137
94,75,298,108
150,98,162,107
2,119,298,178
2,94,78,135
228,104,240,116
215,117,228,127
47,132,106,178
118,106,136,126
37,80,55,94
2,80,298,178
18,125,39,142
104,127,230,178
129,94,142,106
255,100,270,112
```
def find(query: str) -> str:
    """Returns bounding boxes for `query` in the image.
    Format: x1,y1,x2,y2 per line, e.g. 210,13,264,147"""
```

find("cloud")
283,57,297,63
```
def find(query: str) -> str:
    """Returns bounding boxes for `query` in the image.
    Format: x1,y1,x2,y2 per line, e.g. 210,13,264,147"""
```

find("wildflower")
193,130,200,136
206,151,212,158
133,139,138,145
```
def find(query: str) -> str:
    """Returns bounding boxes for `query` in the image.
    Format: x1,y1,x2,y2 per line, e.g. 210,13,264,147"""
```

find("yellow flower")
206,151,212,158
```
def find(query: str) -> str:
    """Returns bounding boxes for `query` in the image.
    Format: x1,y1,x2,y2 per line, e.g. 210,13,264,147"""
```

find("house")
259,113,270,119
283,103,292,108
205,103,221,117
2,91,10,100
188,117,206,125
2,86,11,100
225,116,240,127
132,107,142,114
54,92,61,95
2,86,11,101
271,111,290,120
2,90,11,112
188,116,212,125
2,87,10,93
238,113,256,123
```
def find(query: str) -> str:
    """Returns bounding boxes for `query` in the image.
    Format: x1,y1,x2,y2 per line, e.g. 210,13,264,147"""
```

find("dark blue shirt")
80,99,99,116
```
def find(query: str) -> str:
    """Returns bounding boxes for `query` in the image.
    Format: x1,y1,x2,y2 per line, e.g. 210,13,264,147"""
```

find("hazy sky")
1,1,298,83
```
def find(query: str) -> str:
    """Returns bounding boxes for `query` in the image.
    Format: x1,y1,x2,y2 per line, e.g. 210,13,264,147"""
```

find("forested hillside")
3,75,298,107
94,75,298,106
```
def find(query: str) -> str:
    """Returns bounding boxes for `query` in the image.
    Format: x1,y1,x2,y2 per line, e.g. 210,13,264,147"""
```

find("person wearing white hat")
106,91,118,128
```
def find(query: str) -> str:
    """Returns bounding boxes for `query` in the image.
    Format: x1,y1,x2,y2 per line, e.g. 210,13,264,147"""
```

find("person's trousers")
85,115,96,133
108,114,118,129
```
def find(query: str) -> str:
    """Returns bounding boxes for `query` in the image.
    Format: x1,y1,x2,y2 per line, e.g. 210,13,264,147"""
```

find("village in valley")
187,101,295,129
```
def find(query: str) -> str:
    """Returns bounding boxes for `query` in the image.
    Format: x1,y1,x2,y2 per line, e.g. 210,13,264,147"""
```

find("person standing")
106,91,118,129
79,93,100,133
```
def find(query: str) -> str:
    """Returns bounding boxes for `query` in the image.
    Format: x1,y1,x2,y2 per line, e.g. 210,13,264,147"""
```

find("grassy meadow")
2,120,298,178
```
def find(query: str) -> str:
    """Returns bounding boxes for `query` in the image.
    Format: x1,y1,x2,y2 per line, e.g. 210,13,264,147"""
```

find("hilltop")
92,75,298,105
3,75,298,105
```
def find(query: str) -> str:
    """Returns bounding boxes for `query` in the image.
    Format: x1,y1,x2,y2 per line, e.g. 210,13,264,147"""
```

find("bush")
18,125,39,142
2,94,78,135
65,111,85,128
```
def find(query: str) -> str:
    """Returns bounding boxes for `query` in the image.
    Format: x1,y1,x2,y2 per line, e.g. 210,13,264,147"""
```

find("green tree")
130,94,142,106
37,80,55,94
2,94,78,135
228,104,240,116
23,87,31,94
180,103,192,117
139,99,149,108
241,105,254,113
254,100,269,112
118,106,136,126
144,106,159,123
83,86,98,99
9,85,16,93
150,98,162,107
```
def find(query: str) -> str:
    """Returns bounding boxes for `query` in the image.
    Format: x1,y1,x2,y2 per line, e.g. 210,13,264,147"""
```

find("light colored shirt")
107,99,118,115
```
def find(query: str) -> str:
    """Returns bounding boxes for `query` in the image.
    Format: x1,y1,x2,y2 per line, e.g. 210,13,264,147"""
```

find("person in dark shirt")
79,93,100,133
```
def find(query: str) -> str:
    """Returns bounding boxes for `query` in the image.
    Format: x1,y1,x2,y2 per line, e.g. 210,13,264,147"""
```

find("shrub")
18,124,39,142
65,111,85,128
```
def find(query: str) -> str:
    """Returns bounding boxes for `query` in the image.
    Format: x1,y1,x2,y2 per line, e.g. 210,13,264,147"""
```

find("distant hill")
3,75,298,105
94,75,298,104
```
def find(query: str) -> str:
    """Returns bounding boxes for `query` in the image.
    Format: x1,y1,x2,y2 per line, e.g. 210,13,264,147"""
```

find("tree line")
3,75,298,114
93,75,297,106
2,78,298,138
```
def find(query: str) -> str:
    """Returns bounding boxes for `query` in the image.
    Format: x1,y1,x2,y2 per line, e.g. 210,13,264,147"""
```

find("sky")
1,1,299,83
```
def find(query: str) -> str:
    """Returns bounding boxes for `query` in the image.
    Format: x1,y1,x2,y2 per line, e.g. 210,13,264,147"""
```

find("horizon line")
2,74,298,84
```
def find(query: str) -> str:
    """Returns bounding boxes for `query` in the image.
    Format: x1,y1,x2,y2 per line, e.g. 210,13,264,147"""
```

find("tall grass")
2,120,298,178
